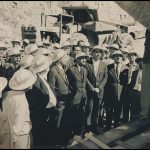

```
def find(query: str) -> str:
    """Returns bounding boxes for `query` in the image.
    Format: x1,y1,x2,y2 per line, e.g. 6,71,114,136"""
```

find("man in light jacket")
2,69,37,149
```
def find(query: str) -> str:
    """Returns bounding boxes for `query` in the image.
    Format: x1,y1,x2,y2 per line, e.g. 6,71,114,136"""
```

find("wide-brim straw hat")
90,45,107,53
20,54,34,69
75,51,89,59
25,44,39,55
38,48,51,55
52,49,66,63
111,50,123,57
9,69,37,90
8,47,22,56
30,54,50,74
0,77,7,92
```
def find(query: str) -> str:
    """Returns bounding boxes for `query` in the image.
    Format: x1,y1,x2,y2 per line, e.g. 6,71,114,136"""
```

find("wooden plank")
94,118,150,146
85,133,111,149
117,129,150,149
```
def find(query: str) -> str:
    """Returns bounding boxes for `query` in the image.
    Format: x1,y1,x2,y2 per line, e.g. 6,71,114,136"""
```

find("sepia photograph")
0,1,150,149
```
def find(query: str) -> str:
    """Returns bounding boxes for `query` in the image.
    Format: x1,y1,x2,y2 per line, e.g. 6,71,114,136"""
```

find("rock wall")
0,1,145,44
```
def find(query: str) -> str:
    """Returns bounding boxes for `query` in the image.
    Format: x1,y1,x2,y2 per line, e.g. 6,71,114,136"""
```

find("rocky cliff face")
0,1,146,44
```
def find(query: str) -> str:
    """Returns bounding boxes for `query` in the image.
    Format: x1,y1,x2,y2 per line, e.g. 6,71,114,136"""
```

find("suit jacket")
66,64,88,105
105,63,128,104
47,64,70,98
86,58,108,98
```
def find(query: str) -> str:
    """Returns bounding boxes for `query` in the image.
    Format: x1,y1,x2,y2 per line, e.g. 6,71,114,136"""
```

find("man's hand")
94,88,100,93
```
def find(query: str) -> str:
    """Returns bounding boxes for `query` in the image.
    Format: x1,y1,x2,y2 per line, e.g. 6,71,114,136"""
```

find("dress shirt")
93,59,100,77
114,63,122,77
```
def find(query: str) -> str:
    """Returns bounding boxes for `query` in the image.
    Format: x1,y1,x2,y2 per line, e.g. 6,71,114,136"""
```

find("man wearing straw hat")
27,54,56,148
2,69,37,149
105,50,128,130
86,45,108,134
47,49,70,147
25,44,39,56
66,52,89,138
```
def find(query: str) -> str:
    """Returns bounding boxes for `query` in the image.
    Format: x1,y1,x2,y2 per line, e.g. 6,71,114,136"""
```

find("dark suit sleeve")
99,65,108,90
86,78,94,91
47,70,56,95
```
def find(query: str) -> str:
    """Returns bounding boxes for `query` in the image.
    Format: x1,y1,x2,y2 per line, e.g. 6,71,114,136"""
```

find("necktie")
116,65,119,77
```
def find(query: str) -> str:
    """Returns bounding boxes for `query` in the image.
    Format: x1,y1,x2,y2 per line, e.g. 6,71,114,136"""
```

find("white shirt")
114,63,122,77
134,70,142,92
93,59,100,77
2,91,32,143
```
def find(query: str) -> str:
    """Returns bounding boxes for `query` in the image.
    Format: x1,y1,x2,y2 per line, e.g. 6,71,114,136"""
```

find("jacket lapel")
55,65,69,85
74,64,82,79
88,59,96,78
110,64,118,81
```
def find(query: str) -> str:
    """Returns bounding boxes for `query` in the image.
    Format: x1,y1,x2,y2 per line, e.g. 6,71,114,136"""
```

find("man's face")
122,52,128,61
63,46,71,55
76,56,87,66
12,42,20,48
92,49,101,61
81,46,90,55
128,54,137,63
74,46,81,56
113,54,123,64
60,54,69,66
10,55,21,65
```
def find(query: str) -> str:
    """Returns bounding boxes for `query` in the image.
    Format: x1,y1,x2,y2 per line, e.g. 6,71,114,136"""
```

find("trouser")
10,134,31,149
129,89,141,121
106,100,122,128
87,94,104,127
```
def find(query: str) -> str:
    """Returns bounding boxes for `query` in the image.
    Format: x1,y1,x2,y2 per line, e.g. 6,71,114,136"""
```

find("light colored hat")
53,43,61,49
23,39,29,45
76,51,89,59
12,39,20,43
128,50,139,56
20,55,34,69
0,77,7,92
37,42,44,47
112,50,123,57
52,49,66,63
8,47,22,56
25,44,39,55
82,41,90,47
30,54,50,73
61,41,71,48
38,48,51,55
109,44,120,50
9,69,37,90
42,40,51,46
90,45,107,53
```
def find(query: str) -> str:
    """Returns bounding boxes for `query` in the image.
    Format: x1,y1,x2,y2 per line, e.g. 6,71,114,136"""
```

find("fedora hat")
25,44,39,55
82,41,90,47
112,50,123,57
0,77,7,92
20,54,34,69
121,47,129,53
109,44,120,50
128,50,139,57
42,40,51,46
9,69,37,90
61,41,72,48
30,54,50,74
12,39,20,43
90,45,107,53
76,51,89,59
52,49,66,63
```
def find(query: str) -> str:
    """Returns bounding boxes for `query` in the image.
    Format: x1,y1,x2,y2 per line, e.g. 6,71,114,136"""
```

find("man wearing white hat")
25,44,39,56
121,46,130,65
86,45,108,134
22,39,30,50
2,69,37,149
27,54,55,148
105,50,128,130
2,47,22,80
66,52,89,138
11,39,21,48
47,49,70,147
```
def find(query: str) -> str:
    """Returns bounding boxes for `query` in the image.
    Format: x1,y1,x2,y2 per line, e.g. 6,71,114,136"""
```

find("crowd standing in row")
0,35,143,149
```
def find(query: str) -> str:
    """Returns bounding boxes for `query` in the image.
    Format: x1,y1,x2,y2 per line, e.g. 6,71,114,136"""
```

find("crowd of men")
0,34,143,149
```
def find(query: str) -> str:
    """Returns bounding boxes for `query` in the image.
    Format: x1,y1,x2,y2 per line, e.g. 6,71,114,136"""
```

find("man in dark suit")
47,49,70,147
66,52,89,137
86,45,108,134
105,50,128,130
